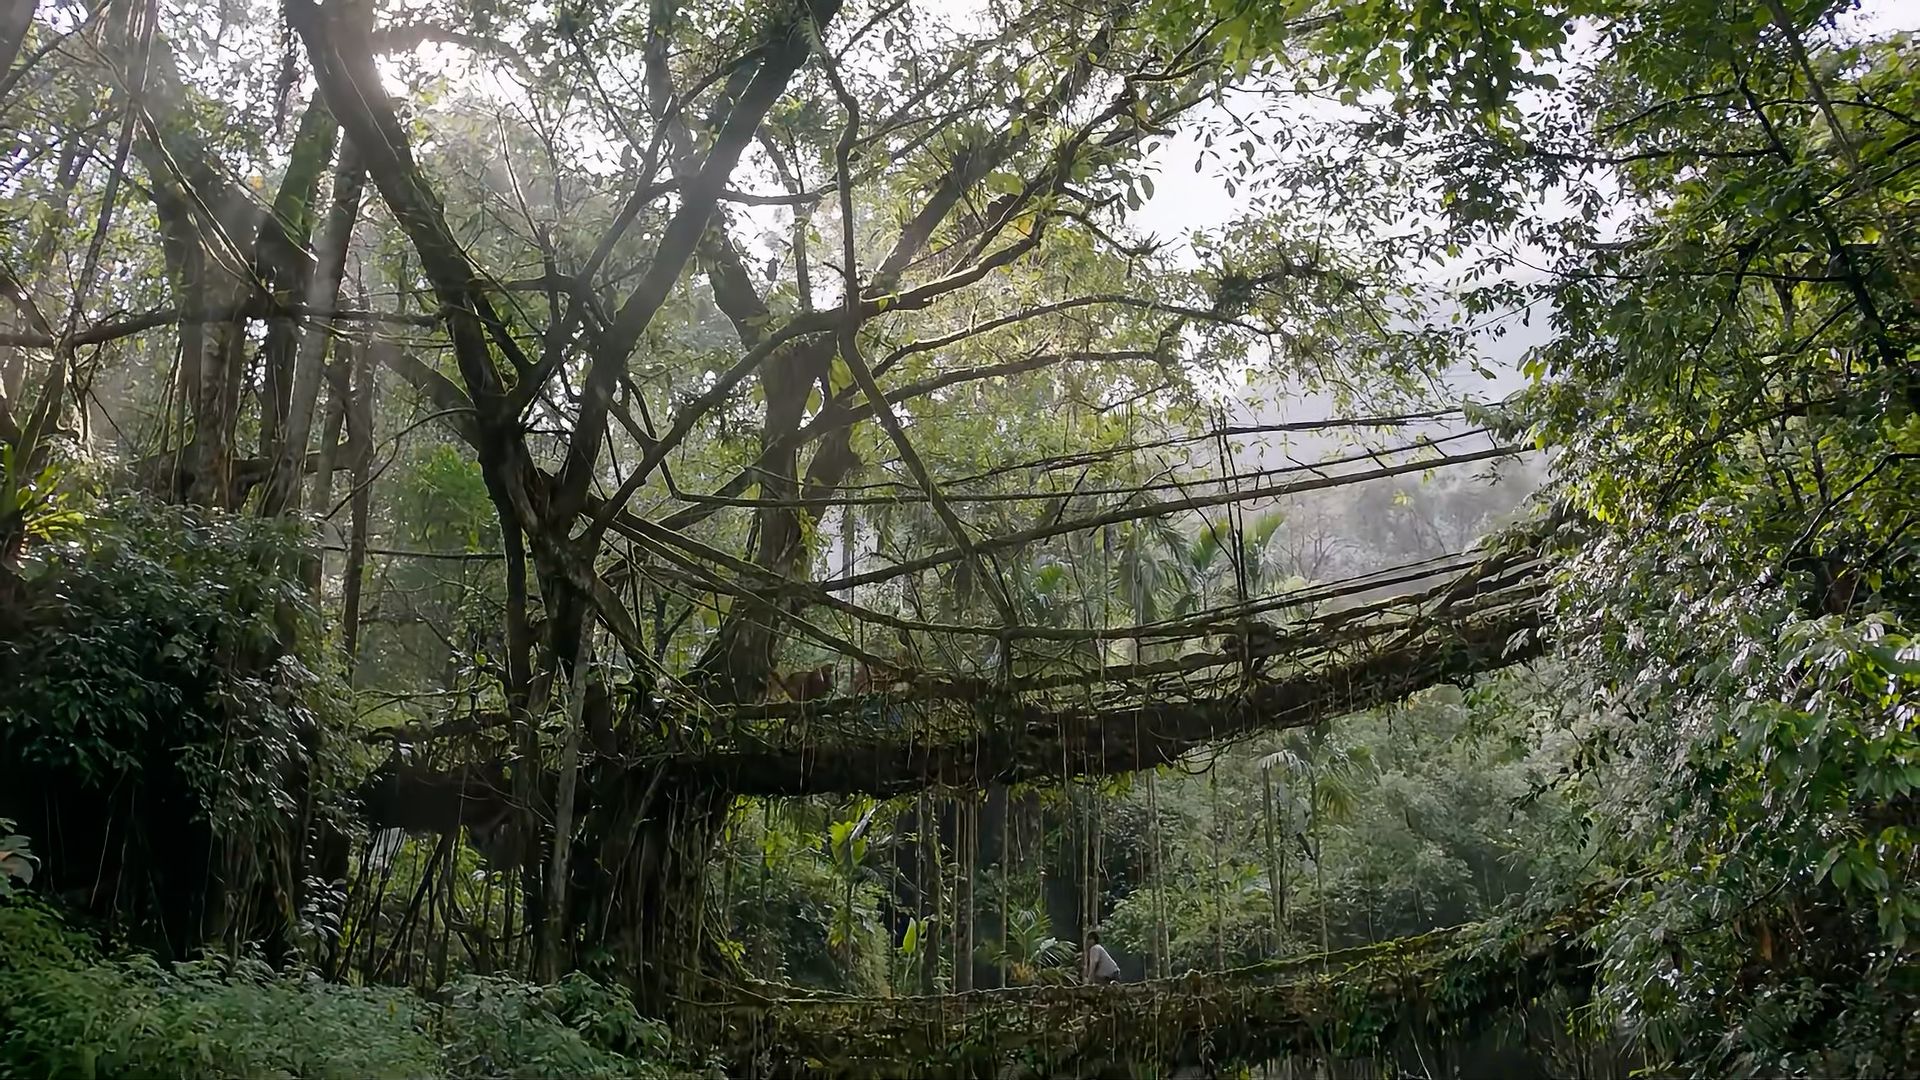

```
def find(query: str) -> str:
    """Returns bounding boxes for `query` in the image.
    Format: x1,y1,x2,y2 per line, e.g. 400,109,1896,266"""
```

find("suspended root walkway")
690,910,1595,1078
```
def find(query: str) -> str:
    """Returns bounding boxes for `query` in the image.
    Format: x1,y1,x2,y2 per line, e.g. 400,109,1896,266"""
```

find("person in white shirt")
1082,929,1120,985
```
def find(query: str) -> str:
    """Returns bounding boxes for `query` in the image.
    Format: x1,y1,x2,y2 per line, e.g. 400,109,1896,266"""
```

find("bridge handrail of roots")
692,907,1596,1078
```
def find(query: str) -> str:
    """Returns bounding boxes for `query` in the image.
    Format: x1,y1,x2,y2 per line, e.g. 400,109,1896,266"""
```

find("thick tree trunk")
571,766,733,1012
141,174,259,507
187,276,253,507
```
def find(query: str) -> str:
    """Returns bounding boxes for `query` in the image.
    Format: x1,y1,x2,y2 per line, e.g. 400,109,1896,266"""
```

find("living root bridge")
689,914,1595,1078
359,593,1546,826
350,555,1553,1006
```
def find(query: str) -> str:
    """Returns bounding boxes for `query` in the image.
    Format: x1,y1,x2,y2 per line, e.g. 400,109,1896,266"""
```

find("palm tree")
1112,508,1297,616
1257,726,1372,956
977,906,1078,986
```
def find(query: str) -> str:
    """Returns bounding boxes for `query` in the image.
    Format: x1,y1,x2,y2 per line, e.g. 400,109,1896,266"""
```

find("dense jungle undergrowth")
1,0,1917,1074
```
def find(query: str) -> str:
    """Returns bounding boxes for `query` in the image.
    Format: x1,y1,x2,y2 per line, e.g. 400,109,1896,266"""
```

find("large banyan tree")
0,0,1550,1007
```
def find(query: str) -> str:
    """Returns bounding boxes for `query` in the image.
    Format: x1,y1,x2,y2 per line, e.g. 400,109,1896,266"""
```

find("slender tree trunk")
719,827,736,935
262,140,365,515
254,99,338,471
998,792,1009,989
1277,793,1290,944
501,864,519,973
498,525,542,963
1147,769,1167,978
1263,767,1283,955
5,123,87,412
1078,789,1093,943
956,798,975,992
339,334,373,670
434,834,455,987
539,633,592,983
947,799,961,990
922,791,942,993
758,801,772,978
1211,769,1225,970
1314,775,1329,959
1090,794,1103,943
301,359,346,593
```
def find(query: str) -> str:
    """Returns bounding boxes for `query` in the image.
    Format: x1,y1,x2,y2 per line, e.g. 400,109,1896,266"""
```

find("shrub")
0,905,694,1079
435,973,678,1079
0,495,355,953
0,907,440,1079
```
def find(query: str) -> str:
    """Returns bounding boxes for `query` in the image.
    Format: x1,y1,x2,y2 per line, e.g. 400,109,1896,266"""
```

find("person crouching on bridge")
1083,930,1120,985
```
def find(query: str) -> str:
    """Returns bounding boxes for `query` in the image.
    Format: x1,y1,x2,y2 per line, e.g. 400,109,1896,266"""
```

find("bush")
436,973,678,1079
0,495,356,953
1,497,335,817
0,905,694,1079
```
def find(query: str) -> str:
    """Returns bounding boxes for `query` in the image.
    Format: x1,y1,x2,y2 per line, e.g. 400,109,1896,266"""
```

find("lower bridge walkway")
689,912,1593,1078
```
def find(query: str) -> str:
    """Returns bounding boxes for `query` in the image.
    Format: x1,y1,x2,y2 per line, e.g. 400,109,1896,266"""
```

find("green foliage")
0,905,442,1079
718,802,892,994
1100,679,1573,975
0,819,34,899
354,440,506,712
0,493,357,953
1448,5,1920,1073
0,905,694,1080
978,907,1078,986
0,900,88,972
393,443,496,553
436,973,685,1079
0,495,342,831
8,0,1915,1073
1148,0,1575,133
0,445,85,558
